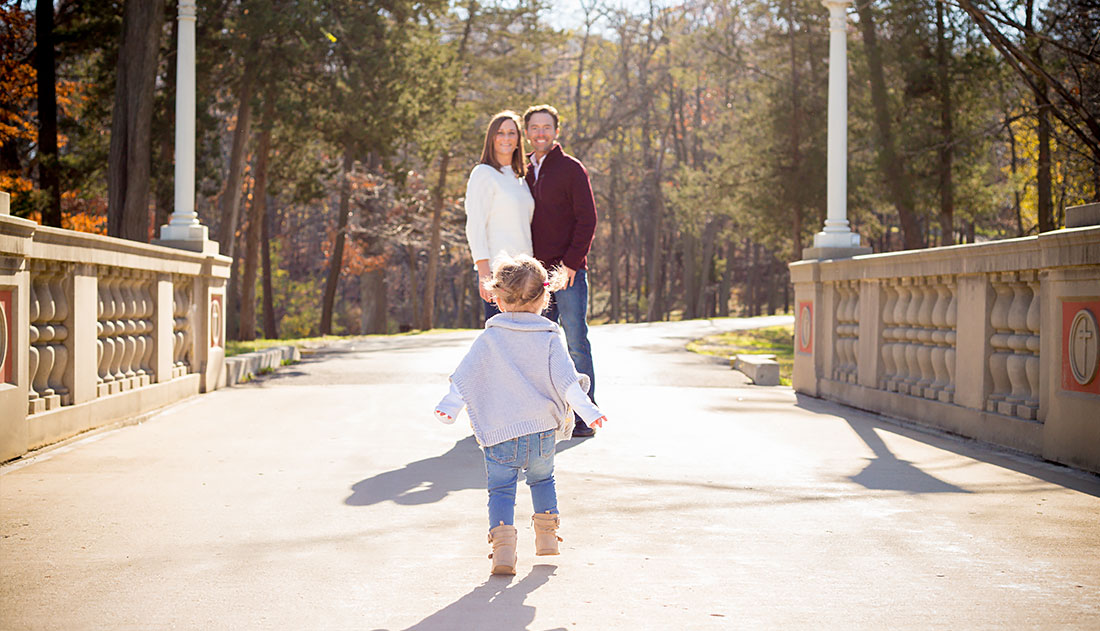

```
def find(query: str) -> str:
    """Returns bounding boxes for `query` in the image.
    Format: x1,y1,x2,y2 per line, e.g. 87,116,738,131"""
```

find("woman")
464,110,534,322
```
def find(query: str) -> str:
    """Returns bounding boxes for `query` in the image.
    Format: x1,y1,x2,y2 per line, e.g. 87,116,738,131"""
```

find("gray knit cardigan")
443,312,588,446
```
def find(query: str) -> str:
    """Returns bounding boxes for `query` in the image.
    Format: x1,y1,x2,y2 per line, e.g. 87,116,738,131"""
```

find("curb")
222,346,301,386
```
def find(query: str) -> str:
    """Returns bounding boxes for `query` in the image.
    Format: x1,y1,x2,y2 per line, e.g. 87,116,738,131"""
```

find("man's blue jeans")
545,268,596,406
483,429,558,530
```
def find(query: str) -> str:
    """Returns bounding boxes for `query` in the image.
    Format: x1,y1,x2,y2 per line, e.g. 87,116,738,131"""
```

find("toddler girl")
434,254,606,575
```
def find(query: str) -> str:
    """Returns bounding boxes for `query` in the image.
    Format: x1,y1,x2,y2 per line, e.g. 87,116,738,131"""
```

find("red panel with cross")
1062,300,1100,395
797,301,813,355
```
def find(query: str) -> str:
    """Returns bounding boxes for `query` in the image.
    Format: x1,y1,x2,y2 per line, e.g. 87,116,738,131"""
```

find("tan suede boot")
532,512,562,556
488,522,517,575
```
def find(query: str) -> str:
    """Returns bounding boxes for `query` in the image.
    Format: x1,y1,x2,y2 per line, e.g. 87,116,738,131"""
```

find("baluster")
176,280,193,372
881,281,898,389
47,272,70,403
98,276,115,391
916,279,936,396
120,278,137,382
928,278,950,398
892,281,912,391
903,279,923,394
140,280,155,383
109,277,127,384
1022,277,1040,419
833,283,844,380
987,275,1014,412
943,282,957,403
1003,279,1032,416
847,282,860,382
33,272,62,411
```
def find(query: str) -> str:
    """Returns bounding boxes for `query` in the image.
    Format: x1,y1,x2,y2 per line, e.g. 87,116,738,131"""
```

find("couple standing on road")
462,105,599,440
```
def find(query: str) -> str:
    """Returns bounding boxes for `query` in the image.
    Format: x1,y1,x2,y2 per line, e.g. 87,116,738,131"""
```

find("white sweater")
464,164,534,268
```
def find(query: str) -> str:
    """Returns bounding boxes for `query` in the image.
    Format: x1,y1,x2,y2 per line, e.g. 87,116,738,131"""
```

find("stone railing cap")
1065,202,1100,229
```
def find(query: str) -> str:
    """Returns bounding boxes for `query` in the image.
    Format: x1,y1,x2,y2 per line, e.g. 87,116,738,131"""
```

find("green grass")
225,336,344,358
687,323,795,386
224,328,472,358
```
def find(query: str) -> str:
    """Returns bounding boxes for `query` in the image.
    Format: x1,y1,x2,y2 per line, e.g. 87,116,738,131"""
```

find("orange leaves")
0,5,36,146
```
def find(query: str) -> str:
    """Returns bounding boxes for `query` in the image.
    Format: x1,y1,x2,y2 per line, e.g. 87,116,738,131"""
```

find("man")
523,104,599,438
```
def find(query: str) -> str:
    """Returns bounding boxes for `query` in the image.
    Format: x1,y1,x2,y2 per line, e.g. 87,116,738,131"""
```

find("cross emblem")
1069,309,1099,386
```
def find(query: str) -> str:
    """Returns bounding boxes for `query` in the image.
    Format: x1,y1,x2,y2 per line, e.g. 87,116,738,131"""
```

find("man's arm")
561,162,598,280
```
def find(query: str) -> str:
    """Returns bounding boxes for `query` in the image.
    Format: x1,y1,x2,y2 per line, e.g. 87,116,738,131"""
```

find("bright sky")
542,0,667,32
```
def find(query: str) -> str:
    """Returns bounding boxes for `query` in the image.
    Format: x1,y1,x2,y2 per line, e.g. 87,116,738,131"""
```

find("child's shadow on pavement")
402,564,566,631
346,435,585,507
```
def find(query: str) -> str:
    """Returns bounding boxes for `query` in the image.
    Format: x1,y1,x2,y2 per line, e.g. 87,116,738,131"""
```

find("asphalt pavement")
2,315,1099,630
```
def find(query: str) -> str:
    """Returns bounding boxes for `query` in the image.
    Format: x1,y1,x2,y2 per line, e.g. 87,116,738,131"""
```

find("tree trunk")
153,13,178,234
682,231,697,320
421,152,450,330
1037,90,1054,232
261,195,277,339
695,217,722,318
361,267,387,334
718,240,734,317
855,0,922,250
608,150,621,323
1008,118,1025,236
239,96,274,342
107,0,166,242
405,244,421,330
786,0,803,262
936,1,955,245
216,68,255,257
320,150,354,335
36,0,61,227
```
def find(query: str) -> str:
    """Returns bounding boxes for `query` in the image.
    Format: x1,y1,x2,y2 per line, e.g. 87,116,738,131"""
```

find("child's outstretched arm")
564,381,606,428
434,381,465,424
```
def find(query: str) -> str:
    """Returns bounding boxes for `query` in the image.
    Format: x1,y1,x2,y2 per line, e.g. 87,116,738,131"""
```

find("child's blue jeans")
483,429,558,530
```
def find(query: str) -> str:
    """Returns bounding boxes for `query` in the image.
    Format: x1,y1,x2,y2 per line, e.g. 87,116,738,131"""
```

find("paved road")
2,316,1099,630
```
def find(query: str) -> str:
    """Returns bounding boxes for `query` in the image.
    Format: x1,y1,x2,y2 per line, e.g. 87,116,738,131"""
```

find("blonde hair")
479,111,527,178
485,255,567,310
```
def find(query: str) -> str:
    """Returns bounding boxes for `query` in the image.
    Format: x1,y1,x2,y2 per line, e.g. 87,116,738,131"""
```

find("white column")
812,0,862,250
158,0,213,250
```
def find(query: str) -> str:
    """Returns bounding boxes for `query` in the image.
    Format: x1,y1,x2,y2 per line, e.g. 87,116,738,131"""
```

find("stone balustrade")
1,213,229,462
791,205,1100,474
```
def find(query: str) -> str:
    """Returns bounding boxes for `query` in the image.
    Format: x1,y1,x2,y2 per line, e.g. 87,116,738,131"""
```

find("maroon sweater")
525,144,598,271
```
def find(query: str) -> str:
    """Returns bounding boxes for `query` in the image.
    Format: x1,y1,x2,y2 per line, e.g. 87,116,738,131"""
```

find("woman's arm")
475,259,492,302
465,166,496,302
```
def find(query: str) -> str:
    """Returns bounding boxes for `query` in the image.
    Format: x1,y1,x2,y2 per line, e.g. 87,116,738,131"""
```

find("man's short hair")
523,104,560,129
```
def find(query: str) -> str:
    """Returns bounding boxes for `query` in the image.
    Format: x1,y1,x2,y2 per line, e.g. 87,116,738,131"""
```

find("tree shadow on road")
346,436,585,507
399,564,563,631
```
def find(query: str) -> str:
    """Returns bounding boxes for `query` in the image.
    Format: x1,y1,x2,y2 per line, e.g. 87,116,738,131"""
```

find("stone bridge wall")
790,214,1100,474
0,211,230,462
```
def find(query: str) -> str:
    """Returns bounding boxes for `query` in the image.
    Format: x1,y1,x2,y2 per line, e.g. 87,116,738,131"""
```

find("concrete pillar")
193,264,229,393
0,214,34,462
790,261,822,396
66,265,98,404
857,279,884,389
153,274,174,383
155,0,218,255
822,282,838,380
954,274,993,410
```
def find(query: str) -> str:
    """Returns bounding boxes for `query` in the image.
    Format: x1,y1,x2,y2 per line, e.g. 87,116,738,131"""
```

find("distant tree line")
1,0,1097,338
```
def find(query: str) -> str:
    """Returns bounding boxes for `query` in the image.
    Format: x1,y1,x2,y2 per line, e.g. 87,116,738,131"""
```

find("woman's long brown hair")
478,110,527,178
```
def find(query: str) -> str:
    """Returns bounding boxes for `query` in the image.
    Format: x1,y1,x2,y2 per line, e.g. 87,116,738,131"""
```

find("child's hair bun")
485,254,567,307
